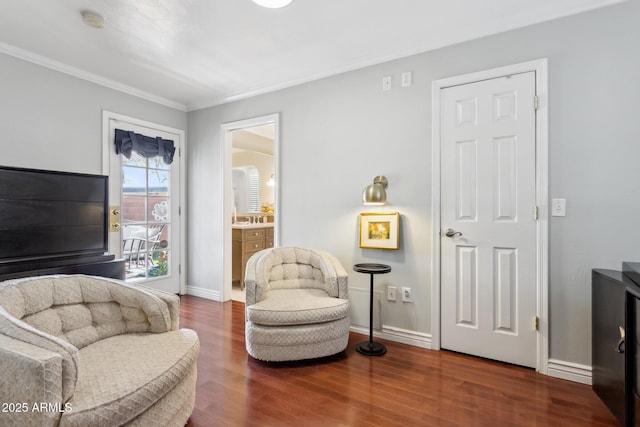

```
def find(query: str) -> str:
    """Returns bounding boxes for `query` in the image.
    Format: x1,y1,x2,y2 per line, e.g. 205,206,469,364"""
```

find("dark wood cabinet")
0,254,125,282
0,166,124,283
593,262,640,426
626,284,640,427
592,269,627,425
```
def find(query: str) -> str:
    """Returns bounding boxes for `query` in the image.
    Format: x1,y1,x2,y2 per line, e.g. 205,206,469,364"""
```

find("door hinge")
178,206,181,216
534,316,540,331
534,95,539,111
533,206,538,220
179,264,181,274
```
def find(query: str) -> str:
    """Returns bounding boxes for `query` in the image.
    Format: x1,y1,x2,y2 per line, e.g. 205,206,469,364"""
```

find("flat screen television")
0,166,109,264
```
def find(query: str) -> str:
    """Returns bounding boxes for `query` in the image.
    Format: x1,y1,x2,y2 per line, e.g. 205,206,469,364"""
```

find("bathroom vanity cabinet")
232,225,274,290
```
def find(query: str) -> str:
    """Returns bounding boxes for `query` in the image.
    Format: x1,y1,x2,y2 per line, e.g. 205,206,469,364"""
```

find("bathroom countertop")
232,222,274,229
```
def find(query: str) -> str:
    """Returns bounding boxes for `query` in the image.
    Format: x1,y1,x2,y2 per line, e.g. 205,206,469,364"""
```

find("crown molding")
2,0,626,113
0,42,187,112
186,0,626,111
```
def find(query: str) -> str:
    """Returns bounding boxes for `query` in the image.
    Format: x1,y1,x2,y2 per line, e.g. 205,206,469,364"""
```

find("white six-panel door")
440,72,537,368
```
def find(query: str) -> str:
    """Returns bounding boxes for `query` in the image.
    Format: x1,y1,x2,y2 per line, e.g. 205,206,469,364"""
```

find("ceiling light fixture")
81,10,105,29
252,0,293,9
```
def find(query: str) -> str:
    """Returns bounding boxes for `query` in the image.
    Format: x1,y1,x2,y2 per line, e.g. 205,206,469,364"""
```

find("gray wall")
0,53,186,174
1,1,636,367
188,1,640,365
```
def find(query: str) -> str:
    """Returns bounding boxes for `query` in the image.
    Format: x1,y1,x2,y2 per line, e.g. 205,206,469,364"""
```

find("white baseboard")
382,325,432,349
547,359,592,385
349,325,432,349
185,285,221,301
347,328,591,385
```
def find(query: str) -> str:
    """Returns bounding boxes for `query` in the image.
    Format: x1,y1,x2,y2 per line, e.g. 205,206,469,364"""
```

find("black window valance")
114,129,176,165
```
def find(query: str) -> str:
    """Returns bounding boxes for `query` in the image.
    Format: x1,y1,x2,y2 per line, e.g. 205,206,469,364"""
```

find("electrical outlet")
402,287,412,303
387,286,396,301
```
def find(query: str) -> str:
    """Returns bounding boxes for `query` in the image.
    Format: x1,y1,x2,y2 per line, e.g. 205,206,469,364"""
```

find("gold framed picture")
359,212,400,250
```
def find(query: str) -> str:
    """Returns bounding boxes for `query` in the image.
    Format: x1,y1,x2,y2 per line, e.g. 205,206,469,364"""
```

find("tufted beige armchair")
0,274,199,427
244,247,350,362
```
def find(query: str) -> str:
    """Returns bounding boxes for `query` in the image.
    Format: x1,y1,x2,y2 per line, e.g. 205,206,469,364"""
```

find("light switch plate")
551,198,566,216
401,71,412,87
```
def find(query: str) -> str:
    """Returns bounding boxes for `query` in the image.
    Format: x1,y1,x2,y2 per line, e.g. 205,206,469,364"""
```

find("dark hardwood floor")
181,295,617,426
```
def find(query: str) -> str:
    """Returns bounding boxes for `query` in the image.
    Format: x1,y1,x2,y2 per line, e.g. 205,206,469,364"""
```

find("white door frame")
430,59,549,373
221,113,280,302
101,110,187,294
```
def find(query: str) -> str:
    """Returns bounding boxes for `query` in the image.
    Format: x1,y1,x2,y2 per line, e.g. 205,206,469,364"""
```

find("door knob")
444,228,462,238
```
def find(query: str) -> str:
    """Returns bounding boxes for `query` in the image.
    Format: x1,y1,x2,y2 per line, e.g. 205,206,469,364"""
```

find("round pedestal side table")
353,263,391,356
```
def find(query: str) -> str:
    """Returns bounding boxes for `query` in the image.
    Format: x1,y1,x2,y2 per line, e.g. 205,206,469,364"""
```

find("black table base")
356,340,387,356
353,263,391,357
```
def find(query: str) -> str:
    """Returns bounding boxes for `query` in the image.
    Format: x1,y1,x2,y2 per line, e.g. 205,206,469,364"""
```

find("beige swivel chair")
244,247,350,362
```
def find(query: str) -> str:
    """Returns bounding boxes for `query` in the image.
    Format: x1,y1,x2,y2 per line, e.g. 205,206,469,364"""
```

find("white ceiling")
0,0,625,111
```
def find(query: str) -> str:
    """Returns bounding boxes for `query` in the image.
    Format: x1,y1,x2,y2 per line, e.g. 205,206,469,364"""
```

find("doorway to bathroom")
221,114,279,302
